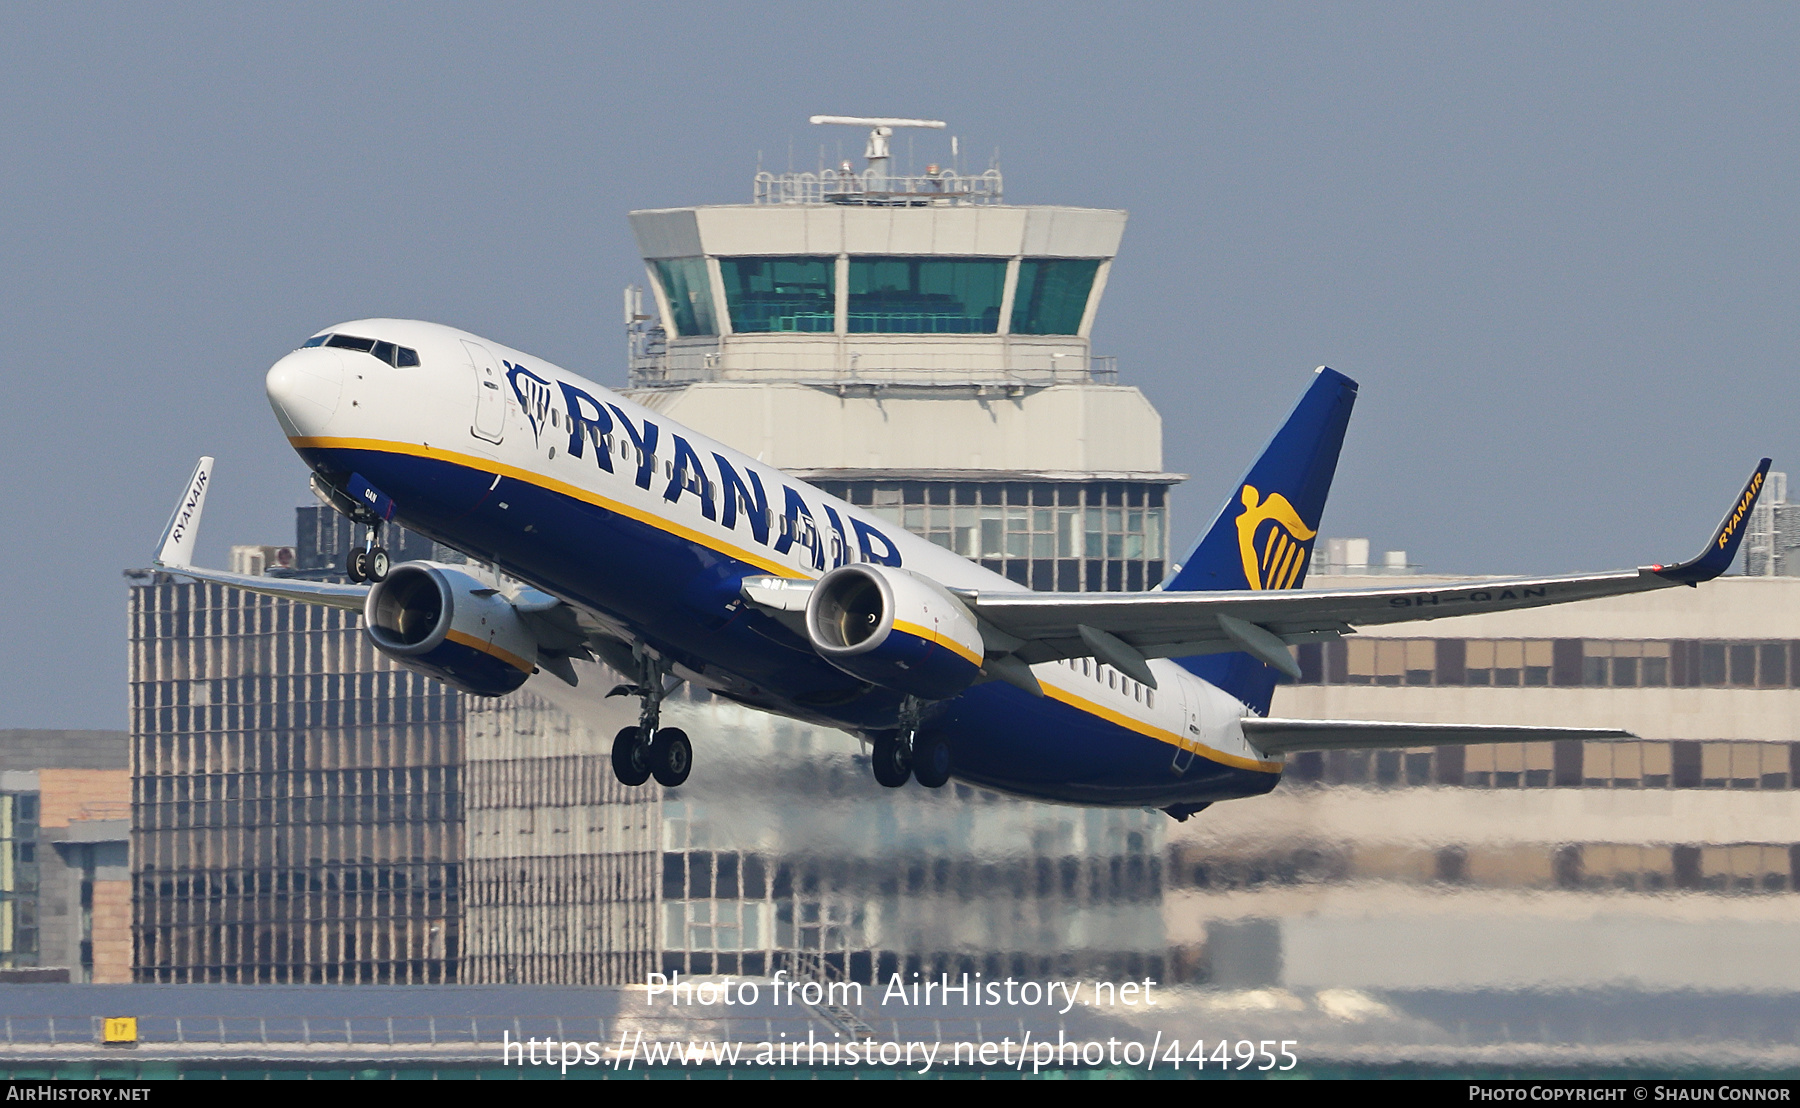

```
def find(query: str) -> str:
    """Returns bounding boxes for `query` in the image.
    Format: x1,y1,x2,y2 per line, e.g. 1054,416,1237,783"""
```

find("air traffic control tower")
624,116,1180,592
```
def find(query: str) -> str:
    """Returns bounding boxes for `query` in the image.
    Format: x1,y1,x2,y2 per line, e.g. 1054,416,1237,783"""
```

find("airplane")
152,319,1770,820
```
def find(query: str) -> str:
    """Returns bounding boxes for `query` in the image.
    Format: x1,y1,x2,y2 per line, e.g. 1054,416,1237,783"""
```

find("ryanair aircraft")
154,320,1768,819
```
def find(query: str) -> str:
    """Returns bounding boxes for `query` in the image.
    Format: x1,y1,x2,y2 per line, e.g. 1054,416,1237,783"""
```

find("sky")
2,4,1796,728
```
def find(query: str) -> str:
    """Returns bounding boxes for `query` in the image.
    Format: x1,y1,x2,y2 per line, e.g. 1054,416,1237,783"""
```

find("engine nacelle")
363,563,538,696
804,564,986,700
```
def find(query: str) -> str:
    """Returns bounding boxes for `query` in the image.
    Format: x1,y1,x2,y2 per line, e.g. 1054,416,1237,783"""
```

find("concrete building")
1746,471,1800,577
459,690,658,985
0,730,130,983
128,511,467,983
1163,573,1800,993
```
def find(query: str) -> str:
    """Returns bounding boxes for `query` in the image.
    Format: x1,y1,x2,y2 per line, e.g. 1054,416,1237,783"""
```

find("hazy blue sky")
3,4,1795,728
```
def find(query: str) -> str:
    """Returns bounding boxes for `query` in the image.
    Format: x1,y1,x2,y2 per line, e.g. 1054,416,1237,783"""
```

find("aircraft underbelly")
927,682,1280,807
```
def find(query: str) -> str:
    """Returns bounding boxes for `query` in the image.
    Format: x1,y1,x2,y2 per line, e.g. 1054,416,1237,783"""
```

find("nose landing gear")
607,646,691,788
344,521,390,584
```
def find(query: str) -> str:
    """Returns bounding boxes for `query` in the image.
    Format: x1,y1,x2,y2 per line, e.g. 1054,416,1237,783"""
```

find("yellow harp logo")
1235,485,1317,591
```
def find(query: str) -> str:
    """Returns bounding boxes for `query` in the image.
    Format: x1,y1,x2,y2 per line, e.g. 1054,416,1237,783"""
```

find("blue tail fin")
1164,367,1358,713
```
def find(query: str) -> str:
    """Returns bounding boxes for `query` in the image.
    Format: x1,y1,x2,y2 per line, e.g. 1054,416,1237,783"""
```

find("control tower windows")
650,258,718,337
847,258,1006,334
1011,259,1101,335
719,257,835,333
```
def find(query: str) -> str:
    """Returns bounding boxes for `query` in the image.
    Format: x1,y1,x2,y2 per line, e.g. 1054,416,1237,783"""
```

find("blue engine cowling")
804,564,986,701
363,562,538,696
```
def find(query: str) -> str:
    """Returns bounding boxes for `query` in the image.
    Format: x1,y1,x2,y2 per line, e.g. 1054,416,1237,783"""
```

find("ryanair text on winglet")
1718,470,1764,551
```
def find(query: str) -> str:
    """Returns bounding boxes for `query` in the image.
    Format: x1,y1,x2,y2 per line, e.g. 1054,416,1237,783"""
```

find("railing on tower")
754,167,1003,207
627,350,1118,389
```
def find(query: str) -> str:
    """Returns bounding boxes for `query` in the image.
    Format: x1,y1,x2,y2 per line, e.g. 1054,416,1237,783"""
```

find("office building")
0,730,130,983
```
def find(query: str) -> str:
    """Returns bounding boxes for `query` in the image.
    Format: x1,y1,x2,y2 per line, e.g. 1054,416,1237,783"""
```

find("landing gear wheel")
871,732,912,788
650,727,692,788
367,546,390,582
346,547,368,583
913,735,952,789
611,726,651,786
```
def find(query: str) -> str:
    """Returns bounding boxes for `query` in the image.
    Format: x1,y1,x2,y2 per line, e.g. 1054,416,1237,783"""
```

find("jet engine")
363,563,539,696
804,564,986,700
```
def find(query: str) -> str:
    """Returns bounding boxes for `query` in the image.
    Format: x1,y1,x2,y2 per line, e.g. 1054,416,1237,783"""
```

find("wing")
148,457,644,688
150,457,369,610
1242,718,1634,755
959,460,1769,685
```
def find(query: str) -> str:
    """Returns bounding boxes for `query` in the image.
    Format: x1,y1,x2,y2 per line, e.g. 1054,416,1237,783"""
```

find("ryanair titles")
1717,468,1764,552
507,362,901,572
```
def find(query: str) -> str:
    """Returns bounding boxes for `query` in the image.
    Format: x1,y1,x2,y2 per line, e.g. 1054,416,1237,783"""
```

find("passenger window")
302,335,329,348
396,347,420,367
325,334,375,353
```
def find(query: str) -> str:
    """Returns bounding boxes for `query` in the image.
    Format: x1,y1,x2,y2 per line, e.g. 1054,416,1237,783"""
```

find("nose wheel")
345,544,390,584
344,518,390,584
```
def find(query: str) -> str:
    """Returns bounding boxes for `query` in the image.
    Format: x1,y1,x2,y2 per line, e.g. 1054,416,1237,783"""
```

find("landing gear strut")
607,646,691,788
344,519,390,584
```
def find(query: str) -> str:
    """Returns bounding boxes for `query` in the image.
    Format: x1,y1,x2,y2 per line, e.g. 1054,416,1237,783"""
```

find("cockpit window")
307,333,421,367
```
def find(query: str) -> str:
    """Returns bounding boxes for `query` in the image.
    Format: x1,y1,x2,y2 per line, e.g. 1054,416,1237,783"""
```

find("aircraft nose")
265,348,344,436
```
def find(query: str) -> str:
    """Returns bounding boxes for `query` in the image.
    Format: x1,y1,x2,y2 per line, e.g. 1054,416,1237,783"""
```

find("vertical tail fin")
1164,368,1358,713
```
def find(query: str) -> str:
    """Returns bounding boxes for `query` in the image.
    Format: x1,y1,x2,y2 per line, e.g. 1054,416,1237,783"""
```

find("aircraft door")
1172,681,1200,775
465,340,506,444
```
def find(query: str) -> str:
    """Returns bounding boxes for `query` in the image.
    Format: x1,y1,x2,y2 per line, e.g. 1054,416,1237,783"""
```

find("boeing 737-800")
153,319,1768,819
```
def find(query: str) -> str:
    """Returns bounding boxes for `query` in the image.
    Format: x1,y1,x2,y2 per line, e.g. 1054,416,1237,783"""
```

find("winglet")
1652,459,1772,586
154,457,214,568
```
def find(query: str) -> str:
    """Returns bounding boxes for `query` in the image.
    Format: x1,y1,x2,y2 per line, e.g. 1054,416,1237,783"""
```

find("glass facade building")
129,577,463,983
809,477,1170,591
0,792,37,969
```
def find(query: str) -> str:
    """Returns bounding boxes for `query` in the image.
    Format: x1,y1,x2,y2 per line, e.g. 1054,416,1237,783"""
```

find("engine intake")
364,563,537,696
805,564,985,700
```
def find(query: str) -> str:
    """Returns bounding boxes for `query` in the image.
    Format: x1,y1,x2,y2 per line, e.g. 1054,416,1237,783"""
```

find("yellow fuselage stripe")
891,619,984,668
291,436,809,581
445,628,536,674
1040,680,1282,774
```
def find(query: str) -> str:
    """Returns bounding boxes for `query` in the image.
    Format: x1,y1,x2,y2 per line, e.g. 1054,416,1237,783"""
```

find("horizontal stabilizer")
1243,718,1634,756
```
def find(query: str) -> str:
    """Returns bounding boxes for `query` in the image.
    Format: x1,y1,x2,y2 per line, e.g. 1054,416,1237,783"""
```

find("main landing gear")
608,648,691,788
344,519,390,584
870,697,951,790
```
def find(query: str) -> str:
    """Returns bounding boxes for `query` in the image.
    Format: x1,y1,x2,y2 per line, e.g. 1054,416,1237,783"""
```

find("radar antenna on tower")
809,115,946,192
